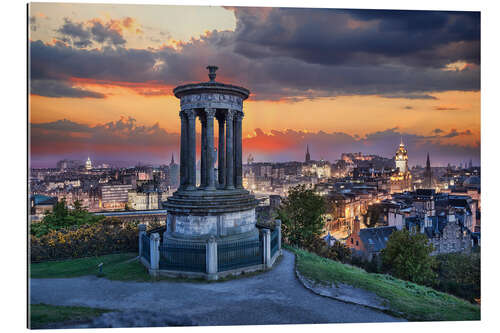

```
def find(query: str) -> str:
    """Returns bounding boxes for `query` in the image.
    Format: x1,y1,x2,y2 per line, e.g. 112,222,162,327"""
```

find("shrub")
30,218,140,262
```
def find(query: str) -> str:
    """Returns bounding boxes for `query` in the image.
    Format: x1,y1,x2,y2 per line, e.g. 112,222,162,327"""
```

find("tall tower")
170,153,175,166
305,144,311,163
394,138,408,174
423,153,433,188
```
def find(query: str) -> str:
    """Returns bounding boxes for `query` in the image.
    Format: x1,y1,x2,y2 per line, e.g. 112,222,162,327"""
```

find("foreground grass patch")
30,253,156,281
30,303,111,328
30,252,275,283
288,246,480,321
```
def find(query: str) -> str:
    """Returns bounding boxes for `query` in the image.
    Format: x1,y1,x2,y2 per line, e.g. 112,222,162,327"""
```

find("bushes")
432,252,480,303
294,237,352,264
30,218,139,262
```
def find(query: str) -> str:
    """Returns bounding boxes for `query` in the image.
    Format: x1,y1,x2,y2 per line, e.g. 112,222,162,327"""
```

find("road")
30,250,404,327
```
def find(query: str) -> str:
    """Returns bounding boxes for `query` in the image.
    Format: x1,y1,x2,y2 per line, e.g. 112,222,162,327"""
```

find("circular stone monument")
163,66,259,244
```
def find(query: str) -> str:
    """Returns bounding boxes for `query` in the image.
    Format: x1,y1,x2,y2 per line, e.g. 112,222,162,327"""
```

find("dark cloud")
380,94,438,100
90,20,126,46
30,79,106,98
433,128,444,134
56,17,126,48
433,106,460,110
403,106,414,110
442,128,472,138
30,8,480,101
30,16,37,31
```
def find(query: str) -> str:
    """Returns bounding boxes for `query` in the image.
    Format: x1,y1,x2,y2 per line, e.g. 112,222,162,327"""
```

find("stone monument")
163,66,259,244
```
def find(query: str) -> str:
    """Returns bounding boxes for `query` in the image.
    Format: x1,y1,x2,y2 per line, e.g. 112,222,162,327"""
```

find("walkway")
30,250,404,327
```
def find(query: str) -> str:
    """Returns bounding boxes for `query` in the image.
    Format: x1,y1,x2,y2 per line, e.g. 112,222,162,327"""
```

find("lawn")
30,303,111,328
30,253,157,282
30,252,271,282
287,246,480,321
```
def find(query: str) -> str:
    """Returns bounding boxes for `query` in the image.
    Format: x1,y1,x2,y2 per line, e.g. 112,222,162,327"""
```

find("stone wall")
168,208,256,238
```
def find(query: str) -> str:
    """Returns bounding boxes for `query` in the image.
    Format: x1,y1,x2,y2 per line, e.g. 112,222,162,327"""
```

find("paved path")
30,250,404,327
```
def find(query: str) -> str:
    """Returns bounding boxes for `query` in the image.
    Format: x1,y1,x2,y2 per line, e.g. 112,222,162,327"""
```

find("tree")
381,229,436,285
31,199,104,237
277,184,326,247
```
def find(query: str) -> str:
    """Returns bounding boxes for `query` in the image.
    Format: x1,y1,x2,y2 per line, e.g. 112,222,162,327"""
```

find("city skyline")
29,4,480,168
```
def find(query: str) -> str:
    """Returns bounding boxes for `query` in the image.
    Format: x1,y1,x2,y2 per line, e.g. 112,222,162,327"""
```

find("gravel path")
30,250,404,327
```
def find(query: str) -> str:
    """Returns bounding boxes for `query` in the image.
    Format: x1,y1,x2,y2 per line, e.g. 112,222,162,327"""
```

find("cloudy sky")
28,3,480,168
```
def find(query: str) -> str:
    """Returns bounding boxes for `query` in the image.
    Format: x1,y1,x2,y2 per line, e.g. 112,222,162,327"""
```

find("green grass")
287,246,480,321
30,253,158,282
30,303,111,328
30,252,274,282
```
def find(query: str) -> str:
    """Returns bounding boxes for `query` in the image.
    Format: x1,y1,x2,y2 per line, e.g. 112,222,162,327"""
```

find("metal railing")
271,228,279,258
141,233,150,263
159,240,206,272
217,238,262,272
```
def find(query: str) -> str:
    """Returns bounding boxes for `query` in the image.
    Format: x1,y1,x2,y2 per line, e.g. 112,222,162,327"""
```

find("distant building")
100,184,133,210
85,157,92,171
423,153,433,189
390,138,411,192
395,138,408,174
347,216,397,260
305,144,311,163
30,194,58,221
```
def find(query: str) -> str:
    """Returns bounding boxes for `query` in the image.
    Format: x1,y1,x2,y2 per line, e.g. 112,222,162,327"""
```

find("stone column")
150,233,160,276
234,111,244,189
138,224,146,257
179,111,187,189
206,236,218,280
225,110,235,190
186,109,197,190
217,115,225,187
261,228,271,269
200,115,207,188
205,108,216,190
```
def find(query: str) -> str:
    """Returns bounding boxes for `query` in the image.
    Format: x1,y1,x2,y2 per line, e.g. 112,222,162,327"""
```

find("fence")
159,240,206,272
138,220,281,279
140,233,150,263
271,227,279,258
217,238,263,272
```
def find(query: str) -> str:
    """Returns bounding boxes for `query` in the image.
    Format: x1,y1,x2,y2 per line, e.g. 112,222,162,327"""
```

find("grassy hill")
288,246,480,321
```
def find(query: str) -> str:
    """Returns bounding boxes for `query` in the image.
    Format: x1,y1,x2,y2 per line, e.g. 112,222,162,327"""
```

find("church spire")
170,153,175,166
305,144,311,163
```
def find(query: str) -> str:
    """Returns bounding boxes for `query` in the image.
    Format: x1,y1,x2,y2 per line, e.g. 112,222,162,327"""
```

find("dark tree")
277,184,326,247
381,229,436,285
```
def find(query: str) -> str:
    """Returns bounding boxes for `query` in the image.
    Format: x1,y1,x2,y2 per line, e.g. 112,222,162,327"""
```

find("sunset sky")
28,3,480,168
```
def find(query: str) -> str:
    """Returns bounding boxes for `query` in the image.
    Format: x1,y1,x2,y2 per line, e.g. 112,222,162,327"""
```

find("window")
356,240,359,246
351,238,353,244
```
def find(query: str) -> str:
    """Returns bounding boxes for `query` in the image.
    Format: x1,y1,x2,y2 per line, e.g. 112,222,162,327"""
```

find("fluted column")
200,114,206,188
205,108,216,190
234,111,244,189
179,110,187,189
186,109,196,190
225,109,235,190
217,115,225,187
